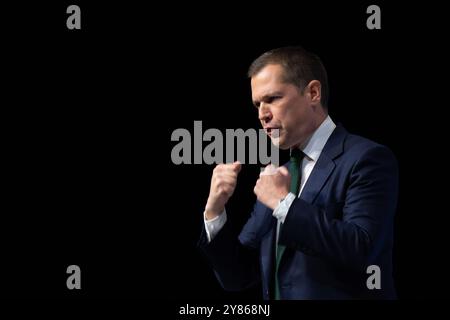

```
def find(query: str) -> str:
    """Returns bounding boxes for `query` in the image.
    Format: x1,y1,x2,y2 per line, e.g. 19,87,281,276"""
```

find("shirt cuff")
272,192,296,223
204,209,227,242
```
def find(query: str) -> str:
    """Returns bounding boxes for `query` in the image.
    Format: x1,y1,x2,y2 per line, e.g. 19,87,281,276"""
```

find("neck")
291,114,328,150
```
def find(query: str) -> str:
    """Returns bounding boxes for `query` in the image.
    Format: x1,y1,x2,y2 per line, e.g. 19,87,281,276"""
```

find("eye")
267,96,281,103
254,102,260,109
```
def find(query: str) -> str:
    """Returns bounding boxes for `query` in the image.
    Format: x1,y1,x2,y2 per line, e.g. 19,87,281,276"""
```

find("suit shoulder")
344,133,394,156
342,133,398,170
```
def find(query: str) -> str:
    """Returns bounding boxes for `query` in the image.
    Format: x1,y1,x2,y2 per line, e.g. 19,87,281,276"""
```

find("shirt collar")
300,115,336,162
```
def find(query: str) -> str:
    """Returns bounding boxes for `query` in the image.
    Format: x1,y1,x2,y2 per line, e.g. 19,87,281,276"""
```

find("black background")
2,0,449,304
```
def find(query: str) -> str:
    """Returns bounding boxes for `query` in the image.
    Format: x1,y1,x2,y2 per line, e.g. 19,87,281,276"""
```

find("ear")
306,80,322,105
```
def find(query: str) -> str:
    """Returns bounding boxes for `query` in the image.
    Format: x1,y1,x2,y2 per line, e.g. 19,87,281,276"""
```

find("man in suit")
198,46,398,299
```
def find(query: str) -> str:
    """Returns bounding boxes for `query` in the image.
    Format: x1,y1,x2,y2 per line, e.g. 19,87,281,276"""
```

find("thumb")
277,166,289,177
233,161,242,173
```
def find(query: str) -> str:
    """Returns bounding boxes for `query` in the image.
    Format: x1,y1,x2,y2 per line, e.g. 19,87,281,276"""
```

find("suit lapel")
300,125,347,205
300,156,335,204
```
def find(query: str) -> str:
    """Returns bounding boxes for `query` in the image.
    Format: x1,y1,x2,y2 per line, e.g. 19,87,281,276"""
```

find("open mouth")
265,127,280,137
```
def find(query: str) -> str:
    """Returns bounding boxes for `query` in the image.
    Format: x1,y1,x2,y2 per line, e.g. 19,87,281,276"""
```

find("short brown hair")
248,46,329,108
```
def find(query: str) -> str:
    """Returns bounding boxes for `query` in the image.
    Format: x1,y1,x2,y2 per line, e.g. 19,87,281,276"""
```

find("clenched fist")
254,165,290,210
205,161,242,220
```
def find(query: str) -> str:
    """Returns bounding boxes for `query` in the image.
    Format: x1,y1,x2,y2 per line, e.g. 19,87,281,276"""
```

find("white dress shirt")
204,116,336,243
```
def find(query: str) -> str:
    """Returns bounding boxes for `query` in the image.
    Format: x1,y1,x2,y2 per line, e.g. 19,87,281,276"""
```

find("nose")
258,103,272,124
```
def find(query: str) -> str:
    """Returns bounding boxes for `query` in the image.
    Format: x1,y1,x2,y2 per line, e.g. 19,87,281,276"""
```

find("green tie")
274,148,304,300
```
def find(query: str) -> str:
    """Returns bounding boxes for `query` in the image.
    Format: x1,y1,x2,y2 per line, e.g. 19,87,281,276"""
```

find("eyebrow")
253,91,283,106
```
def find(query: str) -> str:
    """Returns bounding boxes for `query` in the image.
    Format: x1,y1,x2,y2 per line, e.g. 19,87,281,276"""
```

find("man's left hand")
254,165,290,210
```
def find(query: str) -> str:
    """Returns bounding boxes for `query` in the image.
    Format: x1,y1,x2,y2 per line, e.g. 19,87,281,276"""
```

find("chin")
270,136,290,150
278,144,291,150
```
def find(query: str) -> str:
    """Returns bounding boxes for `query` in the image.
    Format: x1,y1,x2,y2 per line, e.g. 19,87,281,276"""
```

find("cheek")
273,107,291,126
282,106,303,129
293,104,310,125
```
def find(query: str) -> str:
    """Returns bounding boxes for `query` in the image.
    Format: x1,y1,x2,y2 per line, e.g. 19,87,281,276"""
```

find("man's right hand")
205,161,242,220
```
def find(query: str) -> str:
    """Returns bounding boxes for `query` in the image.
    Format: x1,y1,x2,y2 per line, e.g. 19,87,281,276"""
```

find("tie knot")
290,148,304,162
288,148,304,195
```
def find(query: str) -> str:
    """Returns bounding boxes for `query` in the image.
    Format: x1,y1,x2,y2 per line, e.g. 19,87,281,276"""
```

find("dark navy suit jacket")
199,125,398,299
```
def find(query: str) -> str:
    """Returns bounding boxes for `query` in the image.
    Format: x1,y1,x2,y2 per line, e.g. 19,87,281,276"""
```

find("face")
251,64,326,150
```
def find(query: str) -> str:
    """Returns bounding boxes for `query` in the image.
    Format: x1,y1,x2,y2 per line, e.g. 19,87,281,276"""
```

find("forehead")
251,64,288,98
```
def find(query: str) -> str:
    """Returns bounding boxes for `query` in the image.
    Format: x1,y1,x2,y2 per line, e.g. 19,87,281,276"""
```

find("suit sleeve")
279,145,399,271
197,202,267,291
